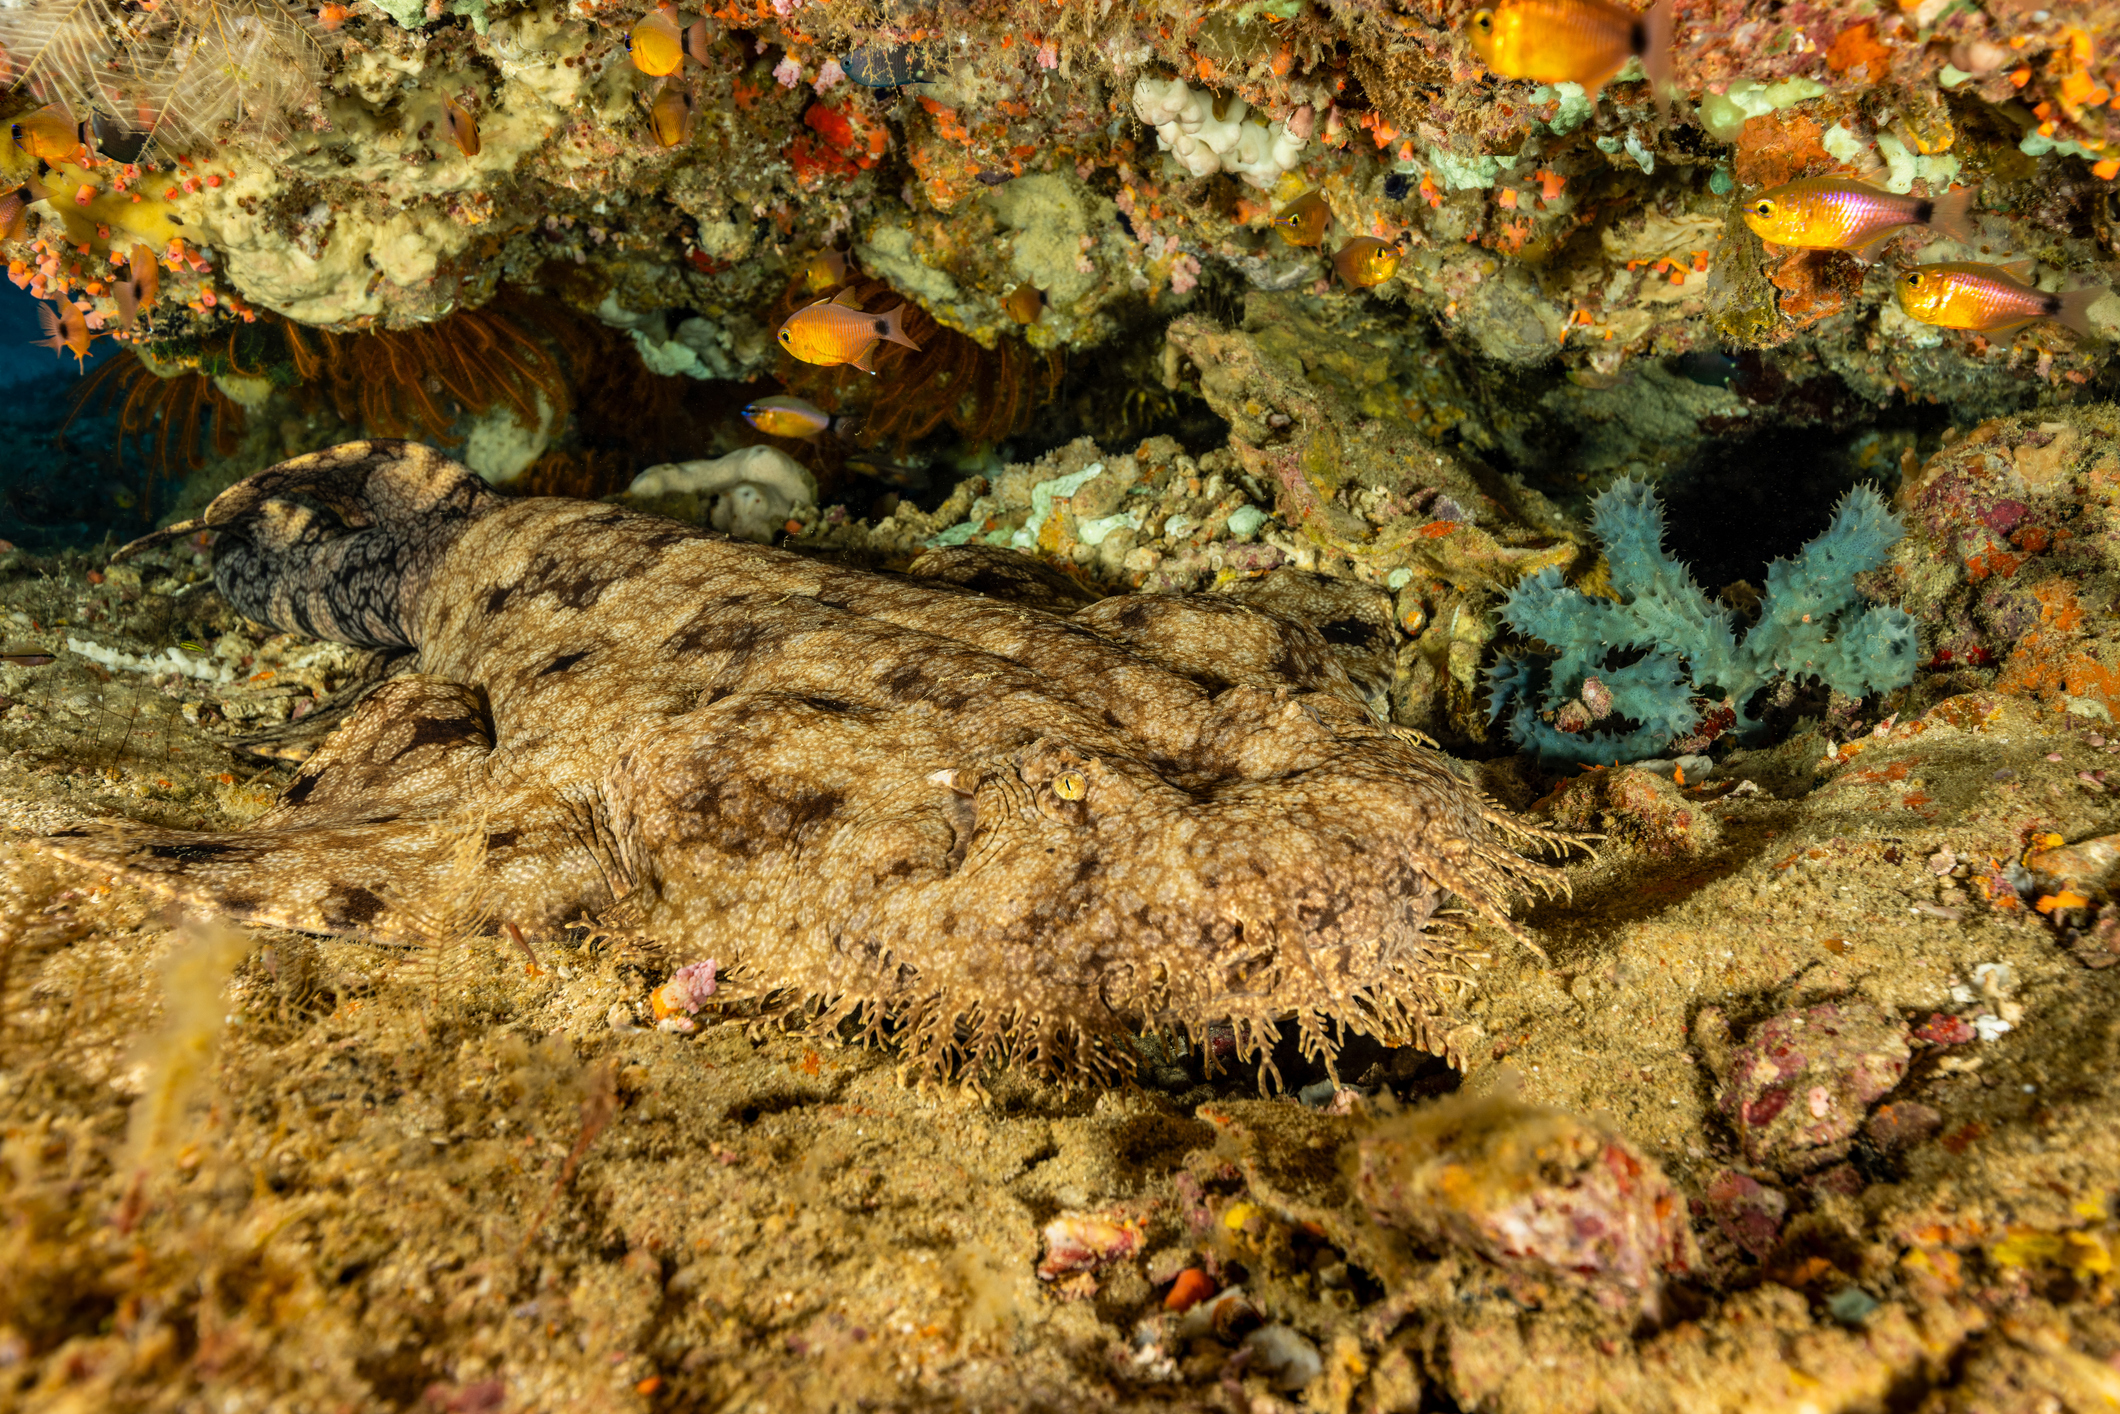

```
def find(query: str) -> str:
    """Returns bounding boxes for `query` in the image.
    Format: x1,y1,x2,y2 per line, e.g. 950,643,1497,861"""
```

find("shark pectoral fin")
250,673,495,825
39,799,620,947
36,819,473,944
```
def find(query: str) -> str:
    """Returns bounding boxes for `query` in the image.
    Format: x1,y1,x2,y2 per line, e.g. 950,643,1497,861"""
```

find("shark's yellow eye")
1751,199,1775,217
1903,271,1924,287
1470,8,1494,32
1053,771,1087,801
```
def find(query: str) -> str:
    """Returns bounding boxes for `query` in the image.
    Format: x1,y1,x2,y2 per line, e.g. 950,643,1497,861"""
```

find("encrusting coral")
43,440,1574,1086
1488,478,1918,766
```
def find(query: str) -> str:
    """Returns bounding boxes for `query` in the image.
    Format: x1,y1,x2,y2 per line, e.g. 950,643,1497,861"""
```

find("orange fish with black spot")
0,186,28,242
1741,178,1974,262
442,95,480,157
777,287,920,372
114,242,160,331
1273,190,1329,247
1004,283,1045,324
9,107,87,164
649,86,695,148
1895,262,2099,337
630,3,685,76
36,298,90,369
803,248,850,292
1467,0,1674,104
1333,236,1401,288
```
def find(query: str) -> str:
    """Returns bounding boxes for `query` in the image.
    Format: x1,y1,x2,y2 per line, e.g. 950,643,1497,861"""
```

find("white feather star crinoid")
0,0,331,159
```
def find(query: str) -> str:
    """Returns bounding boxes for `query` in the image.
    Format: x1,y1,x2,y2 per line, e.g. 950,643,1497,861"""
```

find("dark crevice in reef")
1654,407,1950,592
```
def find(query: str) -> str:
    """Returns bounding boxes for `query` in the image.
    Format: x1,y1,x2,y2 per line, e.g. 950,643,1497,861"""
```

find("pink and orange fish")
1895,261,2099,337
1741,178,1975,262
777,288,920,373
36,298,91,370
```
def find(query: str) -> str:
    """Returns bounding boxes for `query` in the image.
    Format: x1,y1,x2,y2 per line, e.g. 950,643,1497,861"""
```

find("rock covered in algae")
1351,1090,1698,1312
1706,1000,1912,1173
1892,406,2120,726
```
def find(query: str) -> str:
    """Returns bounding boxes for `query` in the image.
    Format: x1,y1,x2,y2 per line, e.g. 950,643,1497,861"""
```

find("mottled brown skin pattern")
48,442,1566,1082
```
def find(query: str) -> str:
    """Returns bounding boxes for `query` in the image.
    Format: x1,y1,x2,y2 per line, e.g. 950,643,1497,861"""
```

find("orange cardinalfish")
1741,178,1975,263
1272,190,1329,247
10,107,88,164
35,298,90,369
129,242,160,307
442,95,481,157
1467,0,1674,105
1003,283,1045,324
803,247,850,292
1895,262,2099,337
1332,236,1402,288
114,244,160,330
630,4,685,76
743,394,854,439
777,287,920,373
648,86,695,148
0,186,28,242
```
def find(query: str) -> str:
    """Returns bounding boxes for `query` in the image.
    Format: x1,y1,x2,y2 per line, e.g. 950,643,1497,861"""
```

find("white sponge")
1130,76,1311,187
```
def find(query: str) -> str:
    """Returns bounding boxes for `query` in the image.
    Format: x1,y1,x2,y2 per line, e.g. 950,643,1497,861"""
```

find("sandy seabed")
0,523,2116,1414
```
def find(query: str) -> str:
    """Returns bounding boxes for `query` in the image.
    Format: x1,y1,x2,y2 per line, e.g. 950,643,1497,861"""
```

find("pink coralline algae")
1702,1169,1788,1261
1037,1211,1146,1295
1716,1001,1911,1173
1913,1012,1976,1046
1352,1091,1697,1314
649,960,718,1031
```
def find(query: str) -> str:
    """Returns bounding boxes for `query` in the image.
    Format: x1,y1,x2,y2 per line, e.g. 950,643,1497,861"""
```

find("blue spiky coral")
1488,479,1919,767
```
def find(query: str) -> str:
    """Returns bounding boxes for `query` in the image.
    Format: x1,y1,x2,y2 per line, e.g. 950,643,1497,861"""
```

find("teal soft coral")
1488,479,1918,766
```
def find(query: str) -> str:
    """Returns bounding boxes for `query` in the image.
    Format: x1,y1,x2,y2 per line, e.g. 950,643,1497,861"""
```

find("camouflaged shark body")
47,441,1567,1081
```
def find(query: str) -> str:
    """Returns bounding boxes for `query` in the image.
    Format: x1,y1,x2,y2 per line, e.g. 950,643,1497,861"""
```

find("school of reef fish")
5,0,2120,1409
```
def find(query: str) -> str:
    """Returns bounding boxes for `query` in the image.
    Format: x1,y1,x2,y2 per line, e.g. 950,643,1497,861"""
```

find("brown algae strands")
1467,0,1675,103
1273,190,1330,247
1333,237,1402,288
1740,177,1975,262
777,287,921,372
1895,262,2100,337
